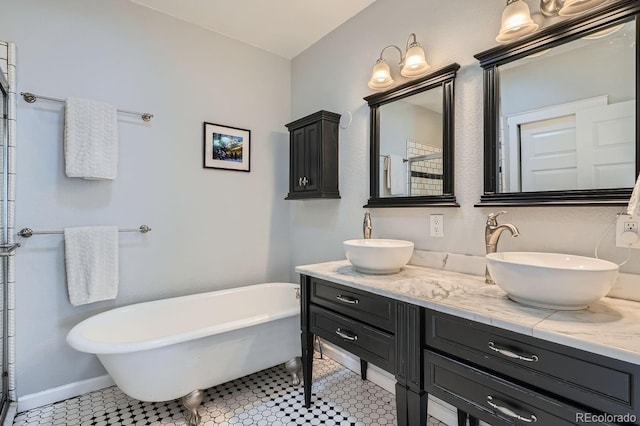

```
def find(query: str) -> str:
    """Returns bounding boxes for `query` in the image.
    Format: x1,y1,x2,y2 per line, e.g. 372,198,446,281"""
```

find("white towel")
388,154,405,196
64,97,118,179
384,156,391,188
628,172,640,216
64,226,119,306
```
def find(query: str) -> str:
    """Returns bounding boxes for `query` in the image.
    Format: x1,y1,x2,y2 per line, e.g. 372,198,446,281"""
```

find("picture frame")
203,122,251,172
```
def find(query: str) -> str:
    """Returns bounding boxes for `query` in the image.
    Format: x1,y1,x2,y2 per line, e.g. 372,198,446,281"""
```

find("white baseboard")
17,375,114,413
318,341,461,426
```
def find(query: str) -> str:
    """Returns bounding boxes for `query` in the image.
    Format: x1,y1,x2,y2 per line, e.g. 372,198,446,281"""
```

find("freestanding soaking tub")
67,282,301,424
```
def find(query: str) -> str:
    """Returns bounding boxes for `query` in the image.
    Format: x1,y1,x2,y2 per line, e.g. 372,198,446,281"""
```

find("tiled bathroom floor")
13,355,448,426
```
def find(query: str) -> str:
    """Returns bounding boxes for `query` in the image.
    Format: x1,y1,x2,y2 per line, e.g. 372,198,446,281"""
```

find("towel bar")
18,225,152,238
20,92,154,122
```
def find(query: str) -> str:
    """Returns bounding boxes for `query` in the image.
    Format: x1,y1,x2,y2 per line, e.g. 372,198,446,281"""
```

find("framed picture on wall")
203,122,251,172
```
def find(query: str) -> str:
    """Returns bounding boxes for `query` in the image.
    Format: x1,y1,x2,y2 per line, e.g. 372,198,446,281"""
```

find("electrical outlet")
616,214,640,248
430,214,444,237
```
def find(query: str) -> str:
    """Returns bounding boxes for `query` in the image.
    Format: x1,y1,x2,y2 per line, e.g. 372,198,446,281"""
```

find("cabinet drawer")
426,310,640,417
425,351,617,426
310,305,394,373
310,278,395,332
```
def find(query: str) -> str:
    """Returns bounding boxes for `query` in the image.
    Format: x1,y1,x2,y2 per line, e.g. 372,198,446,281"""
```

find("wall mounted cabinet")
285,110,341,200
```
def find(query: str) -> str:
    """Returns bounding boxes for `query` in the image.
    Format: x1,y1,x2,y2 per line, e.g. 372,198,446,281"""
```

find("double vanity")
297,259,640,426
294,2,640,424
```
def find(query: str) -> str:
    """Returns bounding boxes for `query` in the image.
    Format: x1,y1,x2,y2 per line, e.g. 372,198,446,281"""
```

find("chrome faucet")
485,211,520,284
363,211,372,239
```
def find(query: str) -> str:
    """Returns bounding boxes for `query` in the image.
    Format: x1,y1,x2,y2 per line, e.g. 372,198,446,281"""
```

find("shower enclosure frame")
0,41,17,424
0,57,9,425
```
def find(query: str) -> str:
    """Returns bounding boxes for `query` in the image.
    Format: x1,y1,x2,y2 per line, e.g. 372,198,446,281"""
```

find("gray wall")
289,0,639,276
0,0,291,397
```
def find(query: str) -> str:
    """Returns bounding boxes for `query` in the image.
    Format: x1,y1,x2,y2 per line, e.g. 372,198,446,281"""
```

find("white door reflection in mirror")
498,18,636,193
576,100,635,189
520,115,577,192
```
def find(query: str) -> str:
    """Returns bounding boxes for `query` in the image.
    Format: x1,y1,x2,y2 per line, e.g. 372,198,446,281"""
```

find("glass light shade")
558,0,610,16
400,44,431,78
368,59,394,90
496,0,540,43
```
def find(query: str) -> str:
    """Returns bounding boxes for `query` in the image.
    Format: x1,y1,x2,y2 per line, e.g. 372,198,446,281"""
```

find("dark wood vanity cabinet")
425,310,639,425
300,274,640,426
307,278,395,372
285,110,340,200
300,275,426,426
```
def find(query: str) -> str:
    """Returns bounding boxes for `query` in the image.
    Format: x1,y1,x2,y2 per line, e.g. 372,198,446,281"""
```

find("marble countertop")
295,260,640,365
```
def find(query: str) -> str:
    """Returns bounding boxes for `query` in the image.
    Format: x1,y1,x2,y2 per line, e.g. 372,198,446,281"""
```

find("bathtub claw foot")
285,357,303,386
182,389,204,426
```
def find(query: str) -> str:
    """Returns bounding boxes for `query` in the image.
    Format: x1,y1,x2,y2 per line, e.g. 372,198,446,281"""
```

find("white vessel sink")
486,252,619,310
344,239,414,275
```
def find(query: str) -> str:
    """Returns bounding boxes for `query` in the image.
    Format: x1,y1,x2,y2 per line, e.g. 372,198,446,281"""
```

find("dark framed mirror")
475,0,639,206
364,63,460,208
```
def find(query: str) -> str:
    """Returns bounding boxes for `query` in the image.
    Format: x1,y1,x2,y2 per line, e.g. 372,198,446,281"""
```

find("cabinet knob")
298,177,303,187
301,176,309,186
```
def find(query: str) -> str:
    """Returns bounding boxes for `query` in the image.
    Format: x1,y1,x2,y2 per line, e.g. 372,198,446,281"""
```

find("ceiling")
129,0,376,59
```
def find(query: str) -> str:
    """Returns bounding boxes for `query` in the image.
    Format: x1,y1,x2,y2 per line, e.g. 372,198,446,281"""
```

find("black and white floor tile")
14,355,448,425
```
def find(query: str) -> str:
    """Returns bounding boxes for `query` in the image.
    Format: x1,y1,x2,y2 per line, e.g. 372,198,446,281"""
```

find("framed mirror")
364,63,460,208
475,0,639,206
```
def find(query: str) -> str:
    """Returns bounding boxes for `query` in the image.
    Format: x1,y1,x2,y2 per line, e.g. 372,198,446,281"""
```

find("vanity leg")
457,410,468,426
360,359,368,380
395,383,408,426
407,390,427,426
302,332,314,408
468,415,479,426
315,335,324,359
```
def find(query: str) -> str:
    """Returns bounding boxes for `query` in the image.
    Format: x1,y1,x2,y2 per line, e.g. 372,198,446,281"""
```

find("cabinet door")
302,123,320,192
291,127,307,194
424,352,609,426
291,123,320,194
309,305,395,373
309,277,396,332
425,310,640,417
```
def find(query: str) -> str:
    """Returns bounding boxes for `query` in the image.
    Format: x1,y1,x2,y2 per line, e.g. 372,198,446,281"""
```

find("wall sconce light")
496,0,539,43
497,0,611,43
558,0,610,16
368,33,431,91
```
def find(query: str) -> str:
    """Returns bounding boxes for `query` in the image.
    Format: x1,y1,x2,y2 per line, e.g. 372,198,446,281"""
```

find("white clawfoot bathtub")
67,282,301,403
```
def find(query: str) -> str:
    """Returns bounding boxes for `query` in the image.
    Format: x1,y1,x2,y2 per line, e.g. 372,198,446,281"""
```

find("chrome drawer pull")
488,342,539,362
336,295,359,304
335,328,358,341
486,396,537,423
